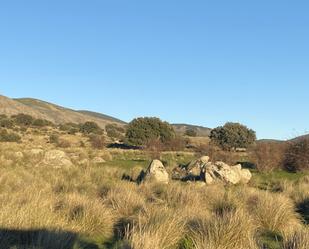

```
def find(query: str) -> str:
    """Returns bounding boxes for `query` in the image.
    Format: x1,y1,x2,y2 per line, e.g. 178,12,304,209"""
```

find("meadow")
0,116,308,249
0,139,308,249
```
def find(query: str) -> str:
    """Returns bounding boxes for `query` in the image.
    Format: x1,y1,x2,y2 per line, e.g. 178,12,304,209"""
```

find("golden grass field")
0,128,308,249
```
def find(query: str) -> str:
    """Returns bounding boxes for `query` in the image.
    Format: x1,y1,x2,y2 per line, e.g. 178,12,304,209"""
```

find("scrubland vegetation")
0,114,308,249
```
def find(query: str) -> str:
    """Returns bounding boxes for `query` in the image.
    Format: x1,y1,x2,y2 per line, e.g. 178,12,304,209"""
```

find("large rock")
187,156,210,178
144,160,169,184
91,157,106,164
202,161,252,185
41,150,73,168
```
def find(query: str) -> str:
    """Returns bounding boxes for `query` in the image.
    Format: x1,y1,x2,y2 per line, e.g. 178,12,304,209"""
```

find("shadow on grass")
107,143,141,150
0,229,99,249
296,197,309,225
0,228,77,249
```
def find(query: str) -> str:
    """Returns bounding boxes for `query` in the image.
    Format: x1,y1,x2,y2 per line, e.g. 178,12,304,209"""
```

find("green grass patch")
103,159,149,170
257,231,283,249
252,170,307,191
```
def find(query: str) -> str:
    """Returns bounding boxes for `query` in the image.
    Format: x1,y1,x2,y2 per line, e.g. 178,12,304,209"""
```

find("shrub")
106,124,125,140
285,138,309,172
210,122,256,151
0,129,21,142
164,136,188,151
12,113,34,126
49,134,60,144
185,128,197,137
89,135,105,149
196,144,241,165
0,118,14,129
59,123,79,134
79,121,103,135
125,117,175,147
250,141,287,172
32,118,53,127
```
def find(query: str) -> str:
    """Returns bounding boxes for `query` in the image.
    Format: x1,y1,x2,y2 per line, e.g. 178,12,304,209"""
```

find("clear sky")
0,0,308,140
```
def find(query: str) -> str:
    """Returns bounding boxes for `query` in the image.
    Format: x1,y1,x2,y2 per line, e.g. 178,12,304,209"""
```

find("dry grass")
0,141,308,248
126,207,186,249
190,209,258,249
247,191,301,235
283,228,309,249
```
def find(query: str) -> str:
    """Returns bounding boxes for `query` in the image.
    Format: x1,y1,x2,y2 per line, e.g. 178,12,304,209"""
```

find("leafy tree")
125,117,175,146
185,128,197,137
79,121,103,135
106,124,125,140
210,122,256,150
12,114,34,126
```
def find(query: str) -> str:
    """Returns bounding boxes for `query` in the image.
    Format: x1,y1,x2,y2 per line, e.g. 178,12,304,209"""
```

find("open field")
0,136,308,249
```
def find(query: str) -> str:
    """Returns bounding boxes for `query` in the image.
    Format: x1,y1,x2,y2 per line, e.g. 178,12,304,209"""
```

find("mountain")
289,134,309,142
0,95,125,128
78,110,126,124
0,95,212,135
172,123,211,137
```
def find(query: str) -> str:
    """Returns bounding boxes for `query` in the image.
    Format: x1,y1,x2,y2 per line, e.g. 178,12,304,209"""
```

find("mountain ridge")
0,95,212,136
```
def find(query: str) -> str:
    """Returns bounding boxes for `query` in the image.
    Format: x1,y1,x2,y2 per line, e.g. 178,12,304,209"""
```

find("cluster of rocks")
142,156,252,185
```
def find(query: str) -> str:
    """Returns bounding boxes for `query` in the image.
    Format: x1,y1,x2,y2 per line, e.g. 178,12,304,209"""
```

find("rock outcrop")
173,156,252,185
201,161,252,185
41,150,73,168
143,160,169,184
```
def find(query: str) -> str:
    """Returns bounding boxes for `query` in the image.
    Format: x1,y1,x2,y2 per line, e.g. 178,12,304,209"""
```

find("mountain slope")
172,123,211,137
0,95,43,117
0,95,125,128
78,110,126,124
1,95,211,135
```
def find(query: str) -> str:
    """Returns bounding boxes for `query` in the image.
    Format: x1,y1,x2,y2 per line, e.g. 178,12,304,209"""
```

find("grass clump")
0,129,21,142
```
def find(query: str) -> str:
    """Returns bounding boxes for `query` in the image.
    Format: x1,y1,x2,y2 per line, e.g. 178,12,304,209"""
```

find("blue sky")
0,0,308,139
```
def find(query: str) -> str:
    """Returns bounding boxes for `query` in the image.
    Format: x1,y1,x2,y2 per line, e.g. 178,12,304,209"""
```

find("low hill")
1,95,212,134
172,123,211,137
0,95,125,128
78,110,126,124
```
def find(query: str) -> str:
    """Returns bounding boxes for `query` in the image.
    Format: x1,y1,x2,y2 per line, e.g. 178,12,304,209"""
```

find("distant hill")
289,134,309,142
0,94,212,135
78,110,126,124
0,95,125,128
172,123,211,137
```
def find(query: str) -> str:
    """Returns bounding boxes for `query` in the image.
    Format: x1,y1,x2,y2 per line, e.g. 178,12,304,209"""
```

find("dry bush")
126,207,186,249
164,136,188,151
250,141,287,172
195,144,242,165
145,139,163,160
285,138,309,172
190,209,258,249
89,134,105,149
